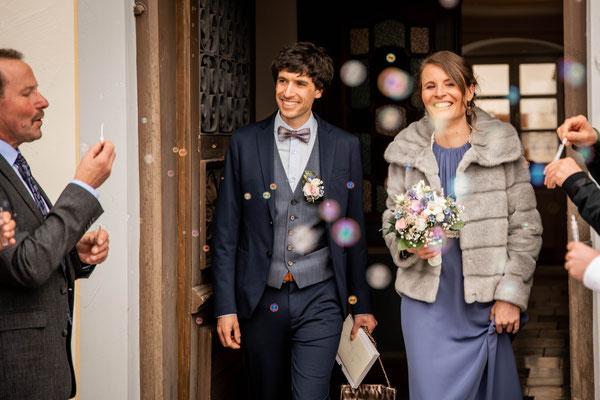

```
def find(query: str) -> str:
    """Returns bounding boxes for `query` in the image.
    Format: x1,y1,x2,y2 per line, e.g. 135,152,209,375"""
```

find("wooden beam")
564,0,595,398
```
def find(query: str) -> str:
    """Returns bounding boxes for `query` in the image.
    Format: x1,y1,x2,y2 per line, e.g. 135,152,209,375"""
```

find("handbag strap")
362,327,392,388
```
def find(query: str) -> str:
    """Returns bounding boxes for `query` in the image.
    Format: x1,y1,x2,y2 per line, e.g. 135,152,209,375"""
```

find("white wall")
588,0,600,397
255,0,297,120
77,1,139,399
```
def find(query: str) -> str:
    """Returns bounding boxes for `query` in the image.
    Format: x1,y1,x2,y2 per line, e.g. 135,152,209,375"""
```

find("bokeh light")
578,146,594,164
366,263,392,289
529,163,546,186
173,147,179,153
270,183,277,190
2,201,8,208
263,192,271,199
141,117,148,124
453,175,470,197
559,58,586,87
332,218,361,247
143,154,153,164
203,245,210,252
289,225,319,254
348,295,358,305
192,230,199,237
377,106,404,133
347,181,355,189
377,67,413,100
522,223,530,230
211,144,217,149
179,148,187,157
439,0,460,8
244,193,251,200
195,317,203,325
386,53,396,63
318,200,341,222
507,85,520,106
340,60,367,87
167,170,175,177
270,304,279,312
405,163,413,171
80,142,90,153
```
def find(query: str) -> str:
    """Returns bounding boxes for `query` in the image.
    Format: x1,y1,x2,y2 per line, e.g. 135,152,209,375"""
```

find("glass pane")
521,131,559,163
350,28,369,55
473,64,509,96
520,98,557,130
374,20,405,48
477,99,510,123
410,27,429,54
519,63,556,95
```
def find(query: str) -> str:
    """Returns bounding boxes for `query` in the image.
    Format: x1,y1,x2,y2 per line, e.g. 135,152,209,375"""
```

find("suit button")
287,245,293,251
287,260,293,266
269,220,273,225
62,329,68,337
266,251,272,258
291,199,297,205
60,287,67,295
290,215,296,221
288,230,294,236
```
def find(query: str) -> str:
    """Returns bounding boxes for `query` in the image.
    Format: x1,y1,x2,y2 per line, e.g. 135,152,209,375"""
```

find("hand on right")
0,211,16,249
74,140,116,189
557,115,598,147
406,243,440,260
217,315,241,349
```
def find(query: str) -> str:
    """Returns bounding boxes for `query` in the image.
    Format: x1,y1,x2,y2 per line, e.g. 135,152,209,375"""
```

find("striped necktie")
14,152,48,217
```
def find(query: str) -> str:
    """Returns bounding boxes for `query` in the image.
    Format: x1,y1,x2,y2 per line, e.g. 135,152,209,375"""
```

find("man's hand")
350,314,378,341
490,300,520,334
557,115,598,147
76,228,110,264
217,315,242,349
0,211,16,249
565,241,599,281
544,157,582,189
74,140,116,189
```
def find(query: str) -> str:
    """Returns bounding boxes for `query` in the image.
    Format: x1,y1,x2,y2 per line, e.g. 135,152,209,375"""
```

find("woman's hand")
406,243,441,259
490,300,520,334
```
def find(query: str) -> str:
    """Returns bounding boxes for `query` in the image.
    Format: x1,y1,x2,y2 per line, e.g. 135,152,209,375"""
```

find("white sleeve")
583,256,600,292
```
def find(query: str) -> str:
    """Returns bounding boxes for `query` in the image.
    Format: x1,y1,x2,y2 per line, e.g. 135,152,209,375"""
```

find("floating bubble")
167,170,175,177
2,201,8,207
289,225,318,253
318,200,341,222
263,192,271,199
340,60,367,87
195,317,203,325
80,142,90,153
347,181,355,189
348,295,358,305
139,218,143,224
192,230,199,237
203,245,210,252
522,223,530,230
244,193,251,200
453,175,470,197
529,162,545,187
507,85,520,106
366,263,392,289
578,146,594,164
143,154,153,164
439,0,460,8
332,218,361,247
270,183,277,190
377,106,404,133
386,53,396,63
179,148,187,157
173,147,179,153
405,163,413,171
141,117,148,124
377,67,413,100
270,304,279,312
183,230,187,235
559,58,586,87
211,144,217,149
221,176,225,180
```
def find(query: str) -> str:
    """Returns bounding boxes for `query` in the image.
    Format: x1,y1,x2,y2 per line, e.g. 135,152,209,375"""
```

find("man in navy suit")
213,42,377,400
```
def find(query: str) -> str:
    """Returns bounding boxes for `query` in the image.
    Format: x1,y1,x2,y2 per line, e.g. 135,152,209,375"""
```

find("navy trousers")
240,278,344,400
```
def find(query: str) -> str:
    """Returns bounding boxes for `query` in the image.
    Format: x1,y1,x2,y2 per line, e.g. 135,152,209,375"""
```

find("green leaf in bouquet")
450,220,465,230
397,238,410,251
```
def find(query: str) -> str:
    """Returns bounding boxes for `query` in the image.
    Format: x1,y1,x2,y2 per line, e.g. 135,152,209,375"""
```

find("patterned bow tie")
277,126,311,143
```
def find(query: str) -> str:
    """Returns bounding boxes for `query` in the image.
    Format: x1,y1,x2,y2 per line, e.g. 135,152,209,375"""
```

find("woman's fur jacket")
382,108,543,311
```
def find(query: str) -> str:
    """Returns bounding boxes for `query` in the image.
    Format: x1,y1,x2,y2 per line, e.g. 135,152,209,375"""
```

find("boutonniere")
302,170,324,203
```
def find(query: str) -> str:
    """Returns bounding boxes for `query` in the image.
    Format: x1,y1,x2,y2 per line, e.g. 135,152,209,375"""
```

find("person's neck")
433,118,471,148
280,113,311,130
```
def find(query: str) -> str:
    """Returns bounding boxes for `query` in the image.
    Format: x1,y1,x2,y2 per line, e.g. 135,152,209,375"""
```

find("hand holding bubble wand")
570,215,579,242
100,123,105,145
0,206,9,247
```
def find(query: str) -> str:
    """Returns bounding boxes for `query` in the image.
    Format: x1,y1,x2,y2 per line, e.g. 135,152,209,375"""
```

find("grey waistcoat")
267,137,334,288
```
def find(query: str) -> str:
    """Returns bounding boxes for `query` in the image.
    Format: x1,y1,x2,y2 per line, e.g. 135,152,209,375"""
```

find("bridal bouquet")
385,180,465,266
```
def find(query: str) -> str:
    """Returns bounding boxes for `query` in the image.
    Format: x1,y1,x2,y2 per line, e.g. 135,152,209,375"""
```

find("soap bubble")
179,148,187,157
173,147,179,153
332,218,361,247
386,53,396,63
244,193,251,200
340,60,367,87
366,264,392,289
348,295,358,305
377,67,413,100
559,58,586,87
453,175,470,197
507,85,520,106
270,304,279,312
195,317,203,325
529,163,545,186
167,170,175,177
263,192,271,199
318,200,340,222
270,183,277,190
203,245,210,252
289,225,318,253
80,142,90,153
143,154,153,164
347,181,355,189
192,230,199,237
377,106,404,133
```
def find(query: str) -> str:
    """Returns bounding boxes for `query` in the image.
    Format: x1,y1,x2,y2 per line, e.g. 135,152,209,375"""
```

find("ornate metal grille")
198,0,250,135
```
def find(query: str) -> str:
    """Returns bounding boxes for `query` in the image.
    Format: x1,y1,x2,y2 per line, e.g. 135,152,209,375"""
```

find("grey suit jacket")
0,156,102,400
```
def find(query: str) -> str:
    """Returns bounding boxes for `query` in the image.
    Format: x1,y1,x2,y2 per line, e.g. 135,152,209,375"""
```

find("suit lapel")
0,155,45,223
316,115,336,191
257,115,275,222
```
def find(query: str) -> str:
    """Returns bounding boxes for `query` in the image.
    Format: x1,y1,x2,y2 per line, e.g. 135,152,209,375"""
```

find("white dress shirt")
584,256,600,292
273,111,318,192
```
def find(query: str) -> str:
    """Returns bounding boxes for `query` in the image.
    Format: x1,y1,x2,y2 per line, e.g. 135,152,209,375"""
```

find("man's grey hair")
0,48,24,98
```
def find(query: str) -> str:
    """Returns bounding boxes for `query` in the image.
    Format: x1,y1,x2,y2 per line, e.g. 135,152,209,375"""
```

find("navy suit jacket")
213,113,372,320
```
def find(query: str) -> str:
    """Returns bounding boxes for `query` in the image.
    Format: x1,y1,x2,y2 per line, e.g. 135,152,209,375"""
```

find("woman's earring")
466,101,473,117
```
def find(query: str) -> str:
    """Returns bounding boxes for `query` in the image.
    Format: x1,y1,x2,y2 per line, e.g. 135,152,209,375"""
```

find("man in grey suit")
0,49,115,399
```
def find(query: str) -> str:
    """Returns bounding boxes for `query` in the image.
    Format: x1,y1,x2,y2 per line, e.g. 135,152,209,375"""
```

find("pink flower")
303,182,319,198
395,218,407,230
410,200,422,213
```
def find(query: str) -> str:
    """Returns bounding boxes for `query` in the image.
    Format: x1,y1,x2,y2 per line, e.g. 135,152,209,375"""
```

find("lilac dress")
400,141,524,399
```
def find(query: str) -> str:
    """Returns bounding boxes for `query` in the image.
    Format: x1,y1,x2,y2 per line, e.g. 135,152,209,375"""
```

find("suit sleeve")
346,137,372,315
494,157,543,311
212,133,242,317
562,171,600,233
0,183,103,288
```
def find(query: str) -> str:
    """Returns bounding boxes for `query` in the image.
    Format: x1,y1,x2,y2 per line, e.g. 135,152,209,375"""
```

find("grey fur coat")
382,108,542,311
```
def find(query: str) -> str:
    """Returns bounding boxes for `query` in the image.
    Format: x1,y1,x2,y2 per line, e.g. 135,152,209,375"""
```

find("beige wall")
255,0,298,120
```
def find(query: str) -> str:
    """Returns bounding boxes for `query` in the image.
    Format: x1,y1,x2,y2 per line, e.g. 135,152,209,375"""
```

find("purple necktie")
14,152,48,218
277,126,311,143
